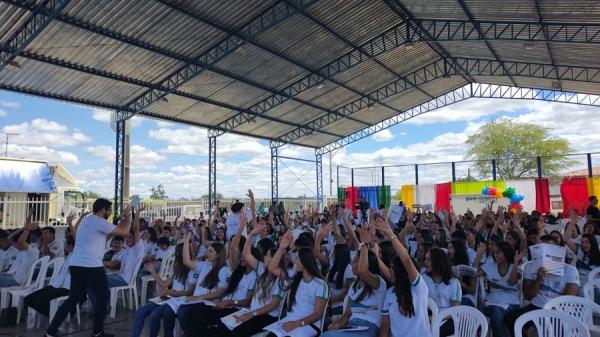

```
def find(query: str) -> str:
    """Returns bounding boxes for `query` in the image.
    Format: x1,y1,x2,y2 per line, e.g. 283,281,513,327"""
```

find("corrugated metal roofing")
0,0,599,149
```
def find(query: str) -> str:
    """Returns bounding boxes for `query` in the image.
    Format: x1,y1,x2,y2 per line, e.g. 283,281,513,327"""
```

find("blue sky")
1,88,599,199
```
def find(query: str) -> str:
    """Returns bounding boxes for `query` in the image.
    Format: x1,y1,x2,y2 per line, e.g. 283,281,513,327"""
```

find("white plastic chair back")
519,261,534,307
26,256,50,288
514,309,590,337
158,252,176,280
129,258,144,286
432,305,488,337
588,266,600,282
584,279,600,303
545,295,600,332
47,257,65,286
428,297,439,324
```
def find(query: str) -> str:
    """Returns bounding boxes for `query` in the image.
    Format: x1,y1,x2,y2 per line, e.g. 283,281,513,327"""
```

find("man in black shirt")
586,195,600,228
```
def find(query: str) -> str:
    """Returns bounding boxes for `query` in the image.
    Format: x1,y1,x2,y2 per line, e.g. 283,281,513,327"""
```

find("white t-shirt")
42,239,63,258
118,241,144,284
165,270,200,313
2,245,19,272
143,240,156,257
7,246,39,284
154,246,175,261
382,274,432,337
348,275,387,325
328,264,354,308
422,274,462,310
193,261,230,296
285,277,329,321
51,253,73,289
467,248,477,266
250,262,286,317
70,214,115,268
481,262,519,306
225,209,254,240
222,267,257,302
524,262,579,308
106,248,127,274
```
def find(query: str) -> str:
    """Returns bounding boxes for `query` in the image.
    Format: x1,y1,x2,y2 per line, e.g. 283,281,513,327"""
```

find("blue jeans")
107,274,128,287
131,302,176,337
321,318,379,337
485,304,519,337
0,273,19,287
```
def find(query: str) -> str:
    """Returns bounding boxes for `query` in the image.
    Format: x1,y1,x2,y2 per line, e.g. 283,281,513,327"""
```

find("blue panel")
0,159,56,193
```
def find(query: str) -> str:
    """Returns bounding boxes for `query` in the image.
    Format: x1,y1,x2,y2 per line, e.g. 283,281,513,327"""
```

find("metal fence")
338,152,599,201
0,196,338,229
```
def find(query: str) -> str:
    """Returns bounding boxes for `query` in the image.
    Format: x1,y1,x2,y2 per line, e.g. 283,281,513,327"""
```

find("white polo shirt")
7,246,39,284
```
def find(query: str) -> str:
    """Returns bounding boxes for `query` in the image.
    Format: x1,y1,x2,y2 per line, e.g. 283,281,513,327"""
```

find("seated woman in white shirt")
447,240,476,307
24,235,74,317
177,232,230,336
326,244,353,317
264,231,329,337
374,215,432,337
131,243,197,337
422,247,461,337
324,228,387,337
565,223,600,279
0,221,40,288
474,242,521,337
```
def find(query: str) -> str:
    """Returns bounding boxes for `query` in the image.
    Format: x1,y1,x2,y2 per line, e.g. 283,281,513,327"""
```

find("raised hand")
476,242,486,257
373,217,394,238
514,250,524,265
279,231,293,249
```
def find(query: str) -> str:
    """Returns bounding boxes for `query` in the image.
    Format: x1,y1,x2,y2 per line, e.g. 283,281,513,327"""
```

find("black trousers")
47,266,109,336
504,304,539,337
177,303,237,336
208,313,277,337
24,286,69,317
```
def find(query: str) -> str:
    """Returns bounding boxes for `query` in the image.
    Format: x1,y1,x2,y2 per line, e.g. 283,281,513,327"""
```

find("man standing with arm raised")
45,199,132,337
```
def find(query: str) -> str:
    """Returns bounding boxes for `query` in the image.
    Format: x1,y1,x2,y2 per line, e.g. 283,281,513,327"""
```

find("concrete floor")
0,307,137,337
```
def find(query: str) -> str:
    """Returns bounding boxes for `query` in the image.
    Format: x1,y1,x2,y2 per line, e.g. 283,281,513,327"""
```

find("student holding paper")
504,235,579,337
375,216,432,337
264,231,329,337
474,242,522,337
130,243,197,337
208,216,288,337
177,231,230,336
323,227,386,337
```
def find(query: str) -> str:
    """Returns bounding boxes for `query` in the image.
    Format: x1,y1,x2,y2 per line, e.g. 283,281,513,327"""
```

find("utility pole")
3,133,19,157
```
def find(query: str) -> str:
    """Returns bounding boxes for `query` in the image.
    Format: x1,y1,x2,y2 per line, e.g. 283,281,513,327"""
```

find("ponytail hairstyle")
287,247,324,308
200,242,226,289
327,244,351,289
350,250,381,302
392,256,415,317
224,246,261,296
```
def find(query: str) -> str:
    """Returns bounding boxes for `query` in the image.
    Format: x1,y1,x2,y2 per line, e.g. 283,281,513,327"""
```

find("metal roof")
2,0,600,150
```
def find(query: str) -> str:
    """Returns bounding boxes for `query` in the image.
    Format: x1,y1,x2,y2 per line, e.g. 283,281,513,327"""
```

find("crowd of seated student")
3,192,600,337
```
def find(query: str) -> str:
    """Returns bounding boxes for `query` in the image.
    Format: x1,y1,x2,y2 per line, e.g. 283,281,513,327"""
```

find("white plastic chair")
140,252,175,305
545,295,600,334
584,278,600,303
432,305,488,337
109,258,144,318
514,309,590,337
428,297,439,324
0,256,50,316
49,296,80,326
12,257,63,323
588,266,600,282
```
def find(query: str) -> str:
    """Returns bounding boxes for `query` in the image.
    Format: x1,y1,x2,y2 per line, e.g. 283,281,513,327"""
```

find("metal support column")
208,136,216,214
588,153,593,178
536,156,543,179
381,166,385,187
271,144,278,205
336,166,340,193
351,169,354,187
451,162,456,182
114,113,126,217
316,153,323,211
492,159,497,181
415,164,419,185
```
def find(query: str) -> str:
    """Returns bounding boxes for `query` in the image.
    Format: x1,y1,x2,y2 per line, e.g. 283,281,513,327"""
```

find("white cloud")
6,144,79,165
0,109,5,117
86,144,166,169
372,129,394,142
149,126,268,157
1,100,20,108
1,119,91,147
90,108,144,127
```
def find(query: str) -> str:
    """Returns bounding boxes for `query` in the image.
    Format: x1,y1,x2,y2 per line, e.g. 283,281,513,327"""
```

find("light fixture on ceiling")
404,42,415,50
551,81,562,90
523,41,535,50
316,84,325,89
161,97,169,103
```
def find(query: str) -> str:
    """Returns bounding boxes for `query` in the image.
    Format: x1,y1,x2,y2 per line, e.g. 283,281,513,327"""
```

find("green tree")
465,119,575,180
150,184,167,200
83,191,102,199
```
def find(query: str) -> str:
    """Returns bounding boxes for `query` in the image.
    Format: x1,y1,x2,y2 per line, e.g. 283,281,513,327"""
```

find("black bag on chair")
0,307,17,326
